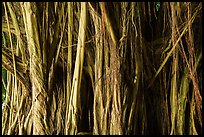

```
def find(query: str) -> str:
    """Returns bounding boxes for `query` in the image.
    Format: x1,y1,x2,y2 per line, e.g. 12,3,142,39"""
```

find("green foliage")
156,2,160,12
2,67,7,103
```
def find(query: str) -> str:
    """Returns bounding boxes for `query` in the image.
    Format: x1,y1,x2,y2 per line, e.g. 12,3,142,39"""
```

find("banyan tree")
2,2,202,135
